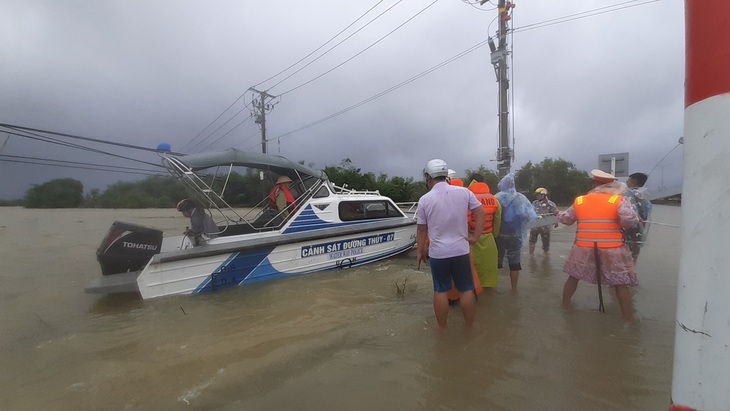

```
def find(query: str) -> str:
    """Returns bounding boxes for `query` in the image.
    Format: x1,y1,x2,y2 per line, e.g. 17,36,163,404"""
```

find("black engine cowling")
96,221,163,275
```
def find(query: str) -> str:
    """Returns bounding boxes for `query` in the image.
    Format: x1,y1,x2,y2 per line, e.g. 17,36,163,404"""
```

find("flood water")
0,205,681,410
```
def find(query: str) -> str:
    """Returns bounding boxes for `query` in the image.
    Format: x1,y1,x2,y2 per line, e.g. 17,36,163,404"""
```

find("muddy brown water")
0,205,681,410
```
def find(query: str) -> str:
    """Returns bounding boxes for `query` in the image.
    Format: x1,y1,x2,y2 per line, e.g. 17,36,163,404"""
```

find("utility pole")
249,87,277,154
486,0,514,176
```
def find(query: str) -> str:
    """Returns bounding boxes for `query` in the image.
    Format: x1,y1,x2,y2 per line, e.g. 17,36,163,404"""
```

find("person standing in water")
559,169,640,321
495,173,537,292
416,159,486,332
623,172,652,261
528,187,559,255
466,173,501,294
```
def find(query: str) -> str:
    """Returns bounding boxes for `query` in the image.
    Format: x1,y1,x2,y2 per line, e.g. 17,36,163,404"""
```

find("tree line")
13,157,592,208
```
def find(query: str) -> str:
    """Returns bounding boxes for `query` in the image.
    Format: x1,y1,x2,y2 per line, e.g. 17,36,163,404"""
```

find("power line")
277,0,440,97
512,0,661,34
0,154,162,175
0,123,176,155
197,114,255,152
261,38,490,145
252,0,390,90
0,126,166,169
266,1,404,92
461,0,496,11
186,105,253,152
197,0,437,153
180,98,252,152
6,0,666,171
188,1,397,152
0,158,160,176
259,0,663,144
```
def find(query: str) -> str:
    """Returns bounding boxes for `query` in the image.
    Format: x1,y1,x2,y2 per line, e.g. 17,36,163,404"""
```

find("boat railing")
163,155,245,223
395,202,418,215
246,179,325,231
162,156,273,237
163,154,326,235
331,183,381,196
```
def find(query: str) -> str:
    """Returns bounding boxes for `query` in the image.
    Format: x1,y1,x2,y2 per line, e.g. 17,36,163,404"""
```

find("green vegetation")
324,158,425,203
24,178,84,208
514,158,592,205
90,176,188,208
0,198,24,206
464,165,501,192
16,157,594,208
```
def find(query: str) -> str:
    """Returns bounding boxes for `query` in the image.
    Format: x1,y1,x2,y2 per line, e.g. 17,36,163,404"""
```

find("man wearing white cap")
557,169,640,321
417,159,486,332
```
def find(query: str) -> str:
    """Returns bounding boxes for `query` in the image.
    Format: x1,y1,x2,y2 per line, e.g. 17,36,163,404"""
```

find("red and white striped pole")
671,1,730,410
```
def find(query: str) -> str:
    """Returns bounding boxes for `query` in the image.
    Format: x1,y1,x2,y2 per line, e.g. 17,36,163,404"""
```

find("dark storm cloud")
0,0,684,200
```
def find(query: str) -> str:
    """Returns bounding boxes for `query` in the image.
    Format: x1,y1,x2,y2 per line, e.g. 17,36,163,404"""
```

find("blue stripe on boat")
192,246,275,294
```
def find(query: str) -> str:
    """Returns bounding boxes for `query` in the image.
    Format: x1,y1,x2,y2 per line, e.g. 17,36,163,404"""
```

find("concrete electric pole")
249,88,277,154
487,0,514,176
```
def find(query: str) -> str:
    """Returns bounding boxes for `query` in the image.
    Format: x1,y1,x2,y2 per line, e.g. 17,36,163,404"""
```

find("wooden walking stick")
593,242,606,313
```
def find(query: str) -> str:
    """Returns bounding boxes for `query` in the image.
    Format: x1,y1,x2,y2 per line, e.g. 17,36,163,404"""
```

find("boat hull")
136,220,416,299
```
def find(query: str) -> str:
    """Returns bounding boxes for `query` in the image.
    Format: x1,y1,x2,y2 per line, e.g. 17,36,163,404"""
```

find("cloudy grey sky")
0,0,684,200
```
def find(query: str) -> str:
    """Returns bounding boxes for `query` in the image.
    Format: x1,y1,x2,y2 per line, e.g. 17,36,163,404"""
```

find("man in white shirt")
416,159,486,333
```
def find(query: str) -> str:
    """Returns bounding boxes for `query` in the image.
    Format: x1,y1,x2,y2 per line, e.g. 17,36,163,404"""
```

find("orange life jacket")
449,178,464,187
268,185,297,213
573,193,624,248
467,182,498,235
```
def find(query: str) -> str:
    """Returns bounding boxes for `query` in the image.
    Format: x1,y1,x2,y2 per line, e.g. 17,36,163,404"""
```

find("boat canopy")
174,149,327,180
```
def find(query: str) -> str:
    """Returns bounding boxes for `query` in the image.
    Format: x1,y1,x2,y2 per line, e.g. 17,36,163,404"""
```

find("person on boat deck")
558,169,639,322
623,172,652,261
528,187,559,255
176,199,218,245
268,175,298,218
416,159,486,333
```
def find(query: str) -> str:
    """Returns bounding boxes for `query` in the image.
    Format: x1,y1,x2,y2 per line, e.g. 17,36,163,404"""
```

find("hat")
276,175,293,185
590,169,616,183
176,198,193,211
535,187,547,195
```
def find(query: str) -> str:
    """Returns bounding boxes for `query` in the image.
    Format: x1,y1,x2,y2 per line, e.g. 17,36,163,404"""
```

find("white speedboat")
87,149,417,299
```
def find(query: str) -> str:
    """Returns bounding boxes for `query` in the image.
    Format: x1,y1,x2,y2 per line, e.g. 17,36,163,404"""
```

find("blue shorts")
497,235,522,271
429,254,474,293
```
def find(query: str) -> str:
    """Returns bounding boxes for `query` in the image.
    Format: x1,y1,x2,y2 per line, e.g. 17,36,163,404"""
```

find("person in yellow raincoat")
466,173,501,293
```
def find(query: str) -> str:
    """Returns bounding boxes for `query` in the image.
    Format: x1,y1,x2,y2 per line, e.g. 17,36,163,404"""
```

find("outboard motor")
97,221,163,275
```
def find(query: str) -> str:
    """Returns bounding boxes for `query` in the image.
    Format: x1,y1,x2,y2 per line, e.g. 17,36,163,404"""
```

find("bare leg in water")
433,292,449,332
433,290,476,332
459,290,476,329
562,276,579,306
509,270,520,292
614,285,634,322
